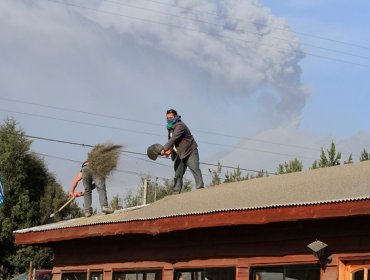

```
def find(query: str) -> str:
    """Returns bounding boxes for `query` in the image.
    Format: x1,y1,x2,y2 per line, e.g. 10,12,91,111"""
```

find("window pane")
352,270,364,280
255,271,284,280
285,267,320,280
113,273,136,280
145,273,157,280
113,271,161,280
90,272,103,280
62,272,87,280
252,266,320,280
174,268,235,280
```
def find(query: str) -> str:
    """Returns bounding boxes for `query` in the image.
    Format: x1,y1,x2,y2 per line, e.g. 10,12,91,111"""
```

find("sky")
0,0,369,208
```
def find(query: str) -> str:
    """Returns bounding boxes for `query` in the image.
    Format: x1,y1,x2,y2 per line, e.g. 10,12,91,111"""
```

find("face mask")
166,116,180,129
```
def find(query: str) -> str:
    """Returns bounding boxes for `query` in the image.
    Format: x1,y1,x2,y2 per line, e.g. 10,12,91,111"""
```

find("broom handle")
55,197,75,213
56,191,84,213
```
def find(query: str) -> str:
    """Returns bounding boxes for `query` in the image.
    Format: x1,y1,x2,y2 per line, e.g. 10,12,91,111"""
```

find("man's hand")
69,190,75,198
161,149,171,157
69,191,84,198
74,191,84,197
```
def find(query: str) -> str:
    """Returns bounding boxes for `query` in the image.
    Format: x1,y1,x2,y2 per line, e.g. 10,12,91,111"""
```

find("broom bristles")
87,143,123,179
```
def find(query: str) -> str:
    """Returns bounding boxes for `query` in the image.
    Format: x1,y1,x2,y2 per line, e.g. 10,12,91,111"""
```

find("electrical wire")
0,96,363,159
1,108,321,160
43,0,370,68
32,151,168,179
0,96,324,154
101,0,370,61
130,0,370,50
25,134,275,175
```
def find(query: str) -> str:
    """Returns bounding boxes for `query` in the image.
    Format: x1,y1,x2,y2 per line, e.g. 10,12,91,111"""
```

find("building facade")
14,161,370,280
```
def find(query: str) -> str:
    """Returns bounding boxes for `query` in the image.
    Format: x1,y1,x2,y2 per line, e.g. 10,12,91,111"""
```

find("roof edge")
14,199,370,245
14,196,370,234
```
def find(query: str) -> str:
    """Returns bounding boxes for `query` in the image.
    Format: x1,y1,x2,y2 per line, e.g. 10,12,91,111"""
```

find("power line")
43,0,370,68
0,96,360,159
199,161,274,175
32,141,222,179
102,0,370,61
0,97,159,127
132,0,370,50
25,134,275,174
0,108,165,137
33,151,168,179
0,96,322,153
25,134,173,168
1,108,320,160
2,104,359,160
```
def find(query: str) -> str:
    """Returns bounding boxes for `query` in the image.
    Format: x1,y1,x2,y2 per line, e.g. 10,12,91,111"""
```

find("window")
174,268,235,280
344,260,370,280
90,272,103,280
113,271,161,280
350,268,369,280
251,265,320,280
62,272,87,280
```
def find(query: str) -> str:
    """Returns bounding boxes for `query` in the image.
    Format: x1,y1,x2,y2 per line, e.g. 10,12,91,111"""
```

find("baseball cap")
166,109,177,116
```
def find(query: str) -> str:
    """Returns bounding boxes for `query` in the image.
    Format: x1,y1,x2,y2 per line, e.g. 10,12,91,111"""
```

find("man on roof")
161,109,204,194
69,161,114,217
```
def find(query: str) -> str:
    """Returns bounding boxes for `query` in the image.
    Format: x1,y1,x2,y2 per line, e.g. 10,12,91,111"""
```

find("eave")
15,200,370,245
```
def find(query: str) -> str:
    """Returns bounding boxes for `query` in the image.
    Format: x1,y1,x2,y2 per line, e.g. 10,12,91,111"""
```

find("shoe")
102,206,114,214
84,211,92,218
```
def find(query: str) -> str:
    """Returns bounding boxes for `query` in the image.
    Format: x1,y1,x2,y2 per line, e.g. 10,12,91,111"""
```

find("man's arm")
163,123,185,151
69,172,83,197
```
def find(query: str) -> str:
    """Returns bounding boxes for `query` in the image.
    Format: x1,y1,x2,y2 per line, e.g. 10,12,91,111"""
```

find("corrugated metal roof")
14,160,370,234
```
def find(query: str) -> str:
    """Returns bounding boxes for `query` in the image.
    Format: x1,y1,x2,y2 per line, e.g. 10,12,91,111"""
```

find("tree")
311,141,341,169
124,176,192,208
208,162,266,185
360,149,370,161
208,162,222,186
253,170,269,178
0,118,81,279
277,158,303,174
224,167,250,183
39,174,82,222
110,194,123,210
344,153,353,164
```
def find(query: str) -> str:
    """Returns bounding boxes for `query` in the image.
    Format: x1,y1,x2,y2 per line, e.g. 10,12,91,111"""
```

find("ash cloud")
78,0,308,122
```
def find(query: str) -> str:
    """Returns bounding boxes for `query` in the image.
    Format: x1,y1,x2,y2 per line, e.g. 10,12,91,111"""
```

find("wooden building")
14,161,370,280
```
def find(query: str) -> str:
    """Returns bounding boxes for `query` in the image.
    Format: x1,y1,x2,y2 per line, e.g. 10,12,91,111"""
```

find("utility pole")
154,177,158,202
142,178,147,205
28,261,33,280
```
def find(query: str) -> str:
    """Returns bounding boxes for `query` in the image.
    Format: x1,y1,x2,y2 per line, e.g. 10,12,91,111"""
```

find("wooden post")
28,261,33,280
142,178,147,205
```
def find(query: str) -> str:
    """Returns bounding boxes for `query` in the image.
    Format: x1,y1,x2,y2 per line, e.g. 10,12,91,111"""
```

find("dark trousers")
173,148,204,193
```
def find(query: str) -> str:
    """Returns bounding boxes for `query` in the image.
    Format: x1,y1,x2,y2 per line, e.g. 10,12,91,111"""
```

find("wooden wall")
51,216,370,279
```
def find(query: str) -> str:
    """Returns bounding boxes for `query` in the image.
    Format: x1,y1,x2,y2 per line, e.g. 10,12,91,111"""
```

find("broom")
87,143,123,179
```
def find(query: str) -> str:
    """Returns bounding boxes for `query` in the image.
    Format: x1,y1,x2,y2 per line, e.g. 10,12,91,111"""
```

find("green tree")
360,149,370,161
277,158,303,174
208,162,266,185
110,194,123,210
253,170,268,178
208,162,222,186
224,166,250,183
344,153,353,164
311,141,341,169
39,174,82,222
124,189,143,208
0,118,81,279
124,176,192,207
